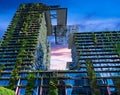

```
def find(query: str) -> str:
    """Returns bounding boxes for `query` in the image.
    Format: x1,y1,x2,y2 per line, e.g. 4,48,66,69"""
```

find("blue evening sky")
1,0,120,36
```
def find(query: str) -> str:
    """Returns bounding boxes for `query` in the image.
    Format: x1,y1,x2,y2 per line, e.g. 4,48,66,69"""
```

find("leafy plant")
49,78,58,95
0,86,15,95
77,62,82,69
0,64,5,76
86,59,100,95
114,44,120,57
8,68,19,90
92,33,97,45
19,4,26,9
113,77,120,94
25,73,36,95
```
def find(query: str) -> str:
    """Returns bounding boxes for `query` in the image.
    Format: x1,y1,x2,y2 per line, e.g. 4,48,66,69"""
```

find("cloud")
69,18,120,32
50,18,120,70
50,45,72,70
50,60,66,70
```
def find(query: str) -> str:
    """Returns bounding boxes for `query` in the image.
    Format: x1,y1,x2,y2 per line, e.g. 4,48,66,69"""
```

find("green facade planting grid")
0,3,50,71
0,3,51,94
68,31,120,95
1,2,120,95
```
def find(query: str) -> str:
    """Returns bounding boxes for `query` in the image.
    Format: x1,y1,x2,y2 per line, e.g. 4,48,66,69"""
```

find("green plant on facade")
8,68,19,90
0,64,5,77
86,59,100,95
49,78,58,95
48,71,58,95
4,27,14,46
0,86,15,95
3,14,20,46
8,39,28,90
25,73,36,95
16,57,22,68
21,22,29,35
109,32,114,42
92,33,97,45
77,62,82,69
19,4,26,9
114,44,120,57
0,41,2,47
113,77,120,95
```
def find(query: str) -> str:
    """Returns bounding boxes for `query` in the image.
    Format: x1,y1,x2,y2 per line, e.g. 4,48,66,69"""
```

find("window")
34,79,41,86
33,88,37,95
0,80,9,86
20,80,27,86
19,88,25,95
1,73,11,77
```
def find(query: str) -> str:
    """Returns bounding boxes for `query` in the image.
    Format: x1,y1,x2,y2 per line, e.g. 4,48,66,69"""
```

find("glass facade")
0,2,120,95
68,32,120,95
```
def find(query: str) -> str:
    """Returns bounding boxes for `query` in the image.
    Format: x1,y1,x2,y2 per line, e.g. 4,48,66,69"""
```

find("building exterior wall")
1,2,120,95
0,3,51,94
68,31,120,95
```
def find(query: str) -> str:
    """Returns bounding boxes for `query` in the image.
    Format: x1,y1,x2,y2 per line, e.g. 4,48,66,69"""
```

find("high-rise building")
0,3,51,94
0,3,69,95
68,31,120,95
0,3,50,71
1,2,120,95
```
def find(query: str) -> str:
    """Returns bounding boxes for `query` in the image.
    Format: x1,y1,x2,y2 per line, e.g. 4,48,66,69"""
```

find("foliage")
48,71,58,95
86,59,100,95
0,86,15,95
114,44,120,57
94,89,101,95
19,4,26,9
8,41,27,90
113,77,120,94
0,41,1,46
8,40,28,90
49,78,58,95
25,73,36,95
8,68,19,90
0,64,5,76
3,15,19,46
77,62,82,69
0,64,5,70
92,33,97,45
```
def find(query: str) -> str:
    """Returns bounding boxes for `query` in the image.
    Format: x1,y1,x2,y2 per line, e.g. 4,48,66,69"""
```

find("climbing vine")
86,59,100,95
92,33,97,45
49,72,58,95
25,72,36,95
0,64,5,77
114,44,120,57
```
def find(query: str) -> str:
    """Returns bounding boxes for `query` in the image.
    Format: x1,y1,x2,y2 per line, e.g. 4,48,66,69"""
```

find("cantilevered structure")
1,2,120,95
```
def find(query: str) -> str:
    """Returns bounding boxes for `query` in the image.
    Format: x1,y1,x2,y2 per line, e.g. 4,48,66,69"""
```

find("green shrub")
0,86,15,95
